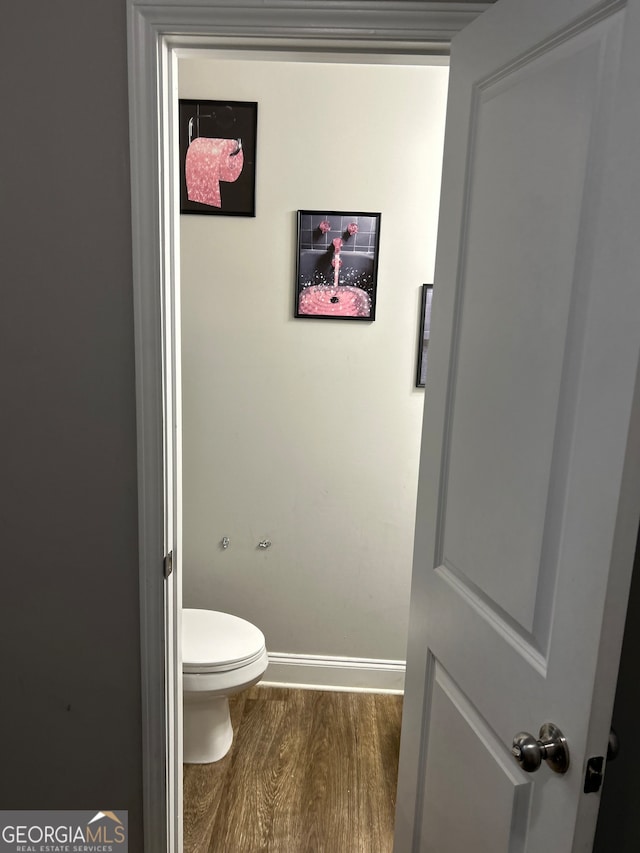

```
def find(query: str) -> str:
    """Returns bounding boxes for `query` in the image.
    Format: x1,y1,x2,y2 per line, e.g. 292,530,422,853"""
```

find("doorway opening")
126,5,484,851
176,45,448,849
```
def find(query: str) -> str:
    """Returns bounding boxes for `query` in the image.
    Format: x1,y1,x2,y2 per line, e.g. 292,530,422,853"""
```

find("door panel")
395,1,640,850
421,659,532,853
442,29,606,637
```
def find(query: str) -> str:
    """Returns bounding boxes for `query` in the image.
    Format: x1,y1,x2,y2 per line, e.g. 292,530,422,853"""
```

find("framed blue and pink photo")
294,209,381,321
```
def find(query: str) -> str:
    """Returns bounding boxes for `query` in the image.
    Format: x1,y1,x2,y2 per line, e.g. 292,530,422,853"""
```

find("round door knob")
512,722,570,774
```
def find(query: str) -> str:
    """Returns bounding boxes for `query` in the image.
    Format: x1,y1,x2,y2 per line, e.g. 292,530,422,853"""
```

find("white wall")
179,55,448,676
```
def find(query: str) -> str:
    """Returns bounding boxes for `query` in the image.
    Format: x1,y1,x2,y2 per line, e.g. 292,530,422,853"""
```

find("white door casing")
395,0,640,851
126,2,491,850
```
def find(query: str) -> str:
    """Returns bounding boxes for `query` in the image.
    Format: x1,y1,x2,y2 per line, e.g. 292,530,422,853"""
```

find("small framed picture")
294,210,381,320
178,99,258,216
416,284,434,387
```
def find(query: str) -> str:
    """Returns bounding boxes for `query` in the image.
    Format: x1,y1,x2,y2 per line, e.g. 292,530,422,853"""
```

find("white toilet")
182,607,268,763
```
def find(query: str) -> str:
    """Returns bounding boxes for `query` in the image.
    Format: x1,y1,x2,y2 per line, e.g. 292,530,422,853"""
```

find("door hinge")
164,550,173,579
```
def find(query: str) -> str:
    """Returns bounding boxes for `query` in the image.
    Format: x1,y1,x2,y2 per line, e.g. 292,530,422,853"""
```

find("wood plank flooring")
183,686,403,853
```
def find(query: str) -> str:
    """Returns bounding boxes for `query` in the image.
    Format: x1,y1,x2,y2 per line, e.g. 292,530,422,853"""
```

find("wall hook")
258,539,272,549
221,536,230,550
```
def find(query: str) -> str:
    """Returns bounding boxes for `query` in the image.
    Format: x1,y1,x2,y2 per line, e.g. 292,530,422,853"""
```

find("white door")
395,0,640,850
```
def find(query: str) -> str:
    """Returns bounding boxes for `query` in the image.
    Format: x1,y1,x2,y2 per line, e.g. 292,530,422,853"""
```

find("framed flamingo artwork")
294,210,381,321
179,99,258,216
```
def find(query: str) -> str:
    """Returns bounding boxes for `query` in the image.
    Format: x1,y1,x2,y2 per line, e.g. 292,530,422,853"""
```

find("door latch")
584,756,604,793
584,729,619,793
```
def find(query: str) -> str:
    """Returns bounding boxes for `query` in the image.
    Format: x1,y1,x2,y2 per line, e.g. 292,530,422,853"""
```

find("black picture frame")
294,210,381,321
416,284,434,388
179,99,258,216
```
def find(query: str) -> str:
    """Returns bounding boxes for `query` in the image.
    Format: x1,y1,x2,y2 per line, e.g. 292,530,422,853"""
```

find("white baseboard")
262,652,405,694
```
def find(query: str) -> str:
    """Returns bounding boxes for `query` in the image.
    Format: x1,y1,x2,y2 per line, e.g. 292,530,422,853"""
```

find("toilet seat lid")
182,608,266,673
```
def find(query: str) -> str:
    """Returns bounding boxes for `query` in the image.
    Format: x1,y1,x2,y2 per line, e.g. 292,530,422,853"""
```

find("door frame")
126,2,491,849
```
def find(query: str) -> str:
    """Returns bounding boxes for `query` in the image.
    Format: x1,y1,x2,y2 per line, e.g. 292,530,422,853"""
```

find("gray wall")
1,2,143,848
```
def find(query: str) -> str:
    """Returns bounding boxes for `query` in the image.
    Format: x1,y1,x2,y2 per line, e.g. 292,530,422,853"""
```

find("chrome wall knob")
512,723,570,774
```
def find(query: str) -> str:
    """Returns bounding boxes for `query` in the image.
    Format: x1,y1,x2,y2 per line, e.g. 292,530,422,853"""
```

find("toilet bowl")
182,608,268,763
